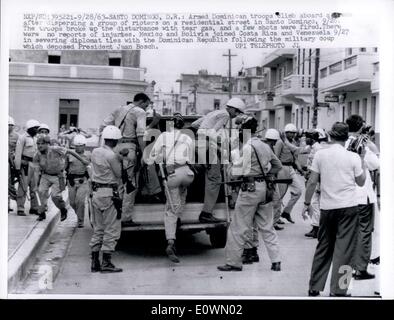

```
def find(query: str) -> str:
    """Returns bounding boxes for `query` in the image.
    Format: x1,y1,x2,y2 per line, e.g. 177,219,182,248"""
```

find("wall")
9,79,147,135
10,50,141,67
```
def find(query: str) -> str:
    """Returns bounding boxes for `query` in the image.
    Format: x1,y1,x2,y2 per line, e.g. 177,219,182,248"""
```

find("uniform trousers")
225,181,280,268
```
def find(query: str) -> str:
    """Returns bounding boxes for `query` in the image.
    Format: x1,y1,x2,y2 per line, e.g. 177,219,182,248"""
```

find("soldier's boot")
101,253,123,273
91,251,101,273
250,247,260,263
60,207,68,221
242,249,254,264
37,211,46,221
305,226,319,238
166,240,180,263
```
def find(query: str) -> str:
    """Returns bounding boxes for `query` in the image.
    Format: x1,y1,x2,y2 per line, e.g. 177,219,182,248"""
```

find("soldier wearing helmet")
33,134,90,222
66,134,91,228
190,97,246,223
14,119,40,216
272,123,309,229
218,116,283,272
89,125,125,273
37,123,50,136
99,92,158,228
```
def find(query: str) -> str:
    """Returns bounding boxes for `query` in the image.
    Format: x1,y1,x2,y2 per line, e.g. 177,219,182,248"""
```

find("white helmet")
38,123,50,132
315,128,327,140
284,123,297,133
26,119,40,129
9,116,15,126
265,128,280,140
73,134,87,146
226,97,246,113
102,125,122,140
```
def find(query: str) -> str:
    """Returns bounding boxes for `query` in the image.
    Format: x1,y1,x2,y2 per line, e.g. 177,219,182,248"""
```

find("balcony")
262,49,296,68
319,54,376,93
282,74,313,96
9,62,146,84
272,84,294,106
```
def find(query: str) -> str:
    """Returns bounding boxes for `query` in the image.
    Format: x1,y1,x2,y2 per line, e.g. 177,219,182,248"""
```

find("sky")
140,48,271,92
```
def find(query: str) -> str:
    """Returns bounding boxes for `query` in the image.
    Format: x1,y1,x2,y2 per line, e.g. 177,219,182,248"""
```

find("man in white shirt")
345,115,380,280
302,122,367,297
149,113,195,263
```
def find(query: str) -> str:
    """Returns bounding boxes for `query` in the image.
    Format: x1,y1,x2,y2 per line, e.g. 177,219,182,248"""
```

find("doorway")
59,99,79,129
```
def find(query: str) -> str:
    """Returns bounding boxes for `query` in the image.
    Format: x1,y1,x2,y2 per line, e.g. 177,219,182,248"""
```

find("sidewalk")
8,190,69,292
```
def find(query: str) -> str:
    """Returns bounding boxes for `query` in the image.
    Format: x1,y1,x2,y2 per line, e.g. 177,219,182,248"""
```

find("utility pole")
312,48,320,128
223,49,237,98
192,83,198,114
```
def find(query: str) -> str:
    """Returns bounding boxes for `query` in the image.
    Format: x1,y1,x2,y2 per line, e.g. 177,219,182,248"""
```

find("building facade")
259,47,380,143
9,50,148,136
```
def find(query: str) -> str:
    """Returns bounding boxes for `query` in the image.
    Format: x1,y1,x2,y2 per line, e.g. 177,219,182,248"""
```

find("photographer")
345,115,380,280
303,122,367,297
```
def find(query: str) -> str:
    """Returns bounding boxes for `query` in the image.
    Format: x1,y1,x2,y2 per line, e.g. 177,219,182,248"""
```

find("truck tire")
208,227,227,248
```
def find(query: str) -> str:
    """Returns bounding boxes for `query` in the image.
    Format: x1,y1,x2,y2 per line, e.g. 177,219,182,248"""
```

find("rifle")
158,163,176,212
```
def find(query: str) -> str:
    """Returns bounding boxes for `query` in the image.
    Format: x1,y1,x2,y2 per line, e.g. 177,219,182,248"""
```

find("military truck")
119,115,230,248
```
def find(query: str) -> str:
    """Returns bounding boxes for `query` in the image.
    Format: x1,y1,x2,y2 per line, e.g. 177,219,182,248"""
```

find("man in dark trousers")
302,122,367,297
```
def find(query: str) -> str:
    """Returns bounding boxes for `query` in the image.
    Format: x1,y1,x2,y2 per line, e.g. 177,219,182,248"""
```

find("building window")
296,109,299,128
355,100,360,115
109,57,121,66
257,82,264,90
371,96,377,127
256,67,262,76
213,99,220,110
347,101,352,118
248,82,252,93
307,106,310,129
300,107,304,128
359,47,366,52
362,98,368,120
342,106,345,121
346,48,353,56
344,56,357,69
329,61,342,74
320,68,328,78
373,62,379,73
48,55,61,64
373,47,378,52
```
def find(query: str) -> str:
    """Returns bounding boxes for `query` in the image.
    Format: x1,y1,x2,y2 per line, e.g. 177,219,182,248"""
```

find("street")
14,188,379,298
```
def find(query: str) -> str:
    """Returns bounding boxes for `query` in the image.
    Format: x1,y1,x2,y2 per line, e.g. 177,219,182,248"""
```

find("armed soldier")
33,135,90,221
89,125,124,273
217,117,283,272
149,113,195,263
191,98,245,224
66,134,91,228
14,119,40,216
273,123,309,225
100,93,159,227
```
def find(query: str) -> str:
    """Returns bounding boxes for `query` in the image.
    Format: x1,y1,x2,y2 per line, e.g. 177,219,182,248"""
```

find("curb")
8,192,69,293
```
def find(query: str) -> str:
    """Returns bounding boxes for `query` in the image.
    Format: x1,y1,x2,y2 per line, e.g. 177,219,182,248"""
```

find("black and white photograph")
1,0,394,304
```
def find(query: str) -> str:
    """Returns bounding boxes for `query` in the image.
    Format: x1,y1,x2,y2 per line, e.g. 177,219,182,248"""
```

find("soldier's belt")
92,182,118,190
222,177,293,185
22,155,33,162
44,172,61,176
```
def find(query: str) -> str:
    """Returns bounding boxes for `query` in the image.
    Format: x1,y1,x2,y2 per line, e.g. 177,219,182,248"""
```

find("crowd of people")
8,92,380,296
